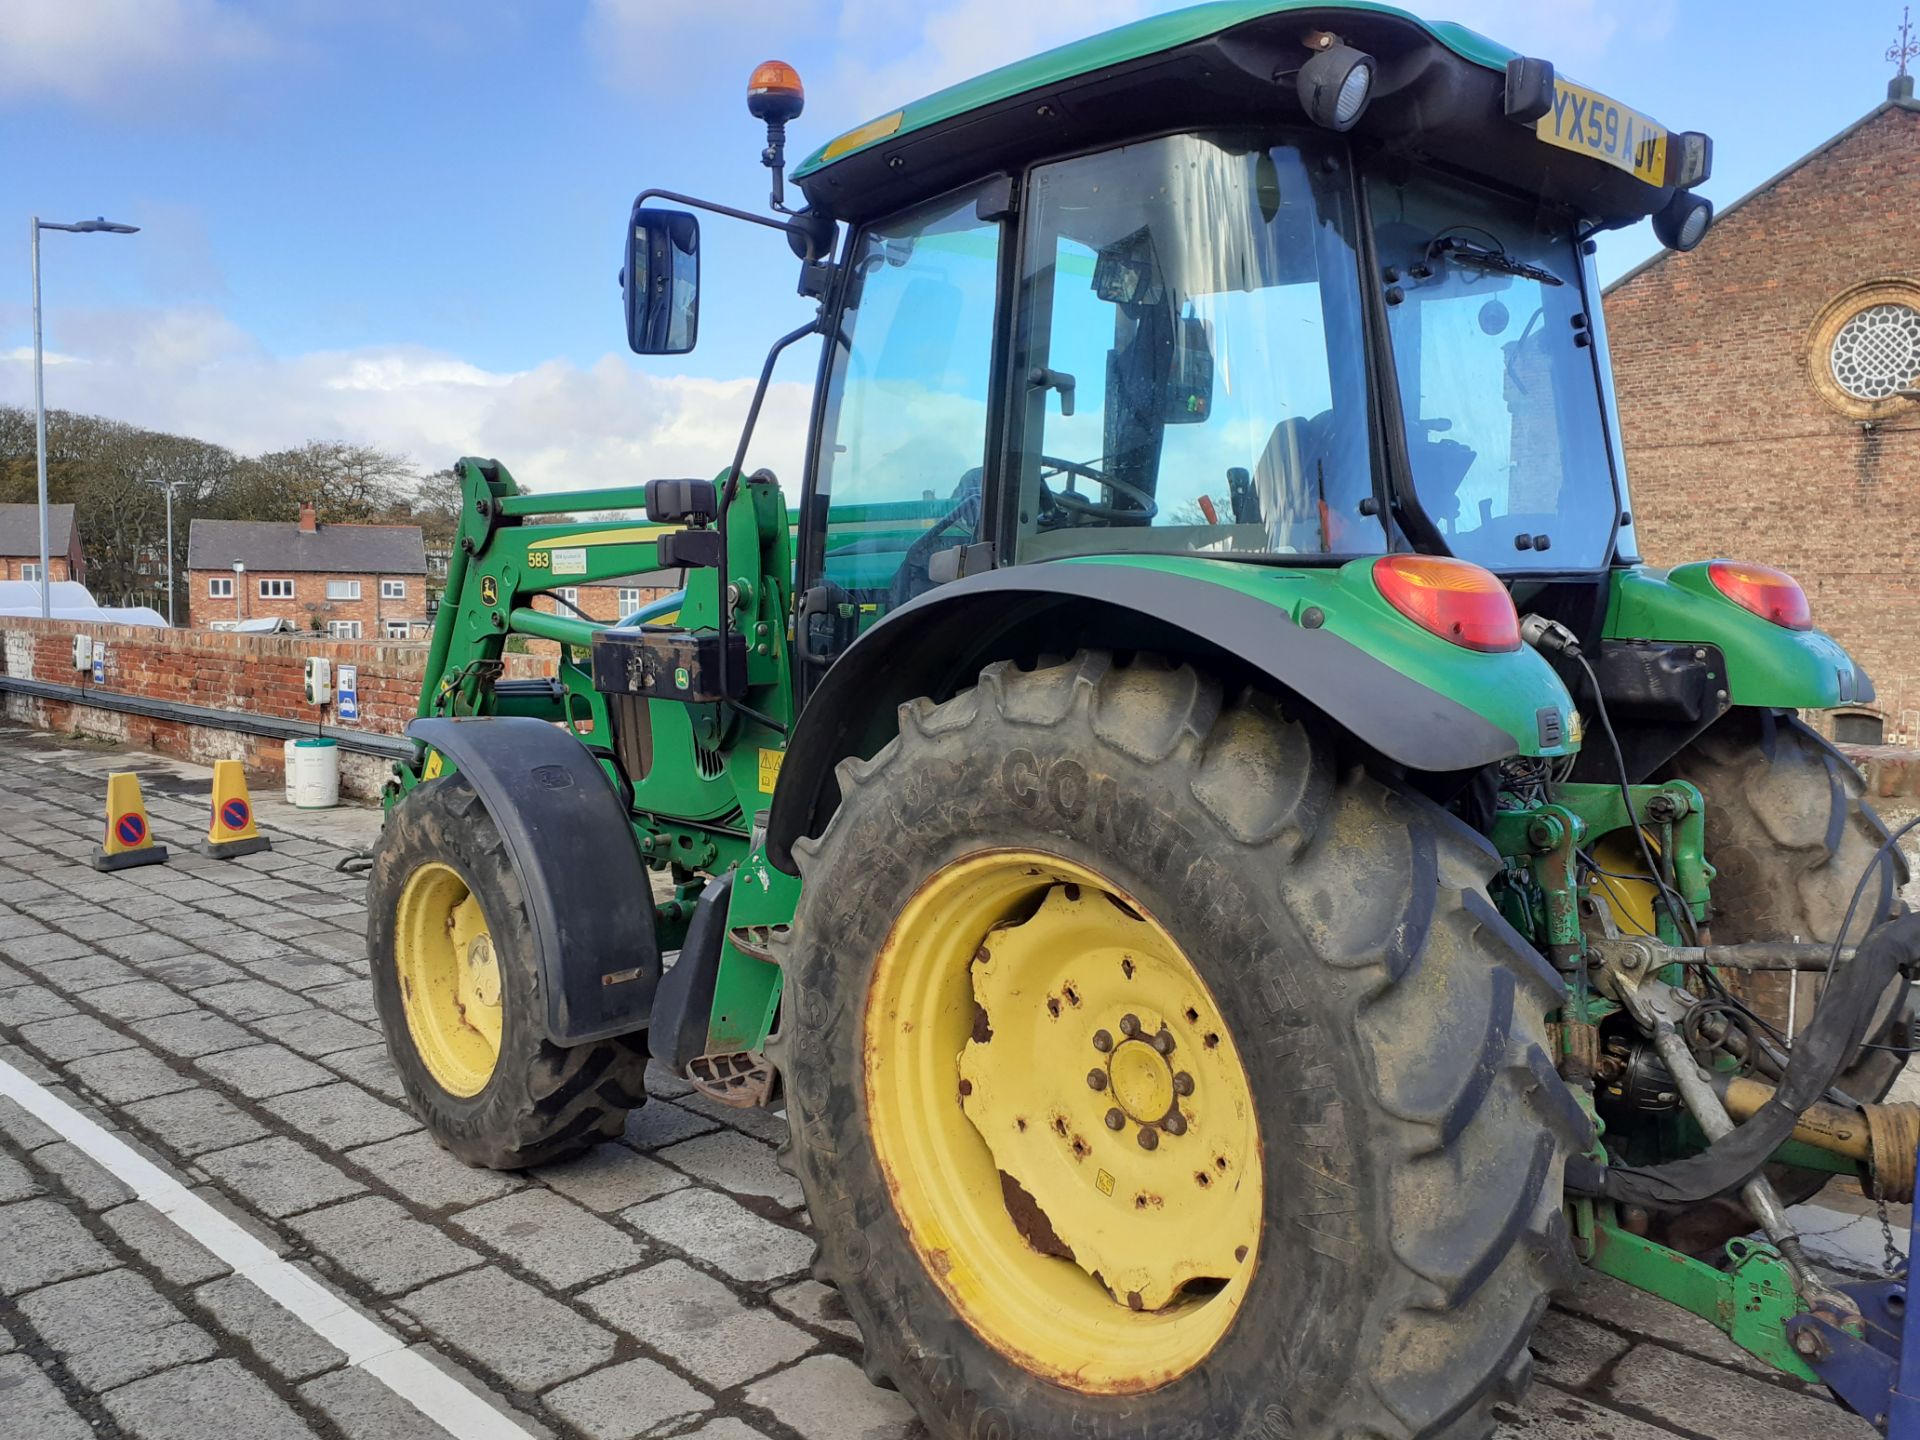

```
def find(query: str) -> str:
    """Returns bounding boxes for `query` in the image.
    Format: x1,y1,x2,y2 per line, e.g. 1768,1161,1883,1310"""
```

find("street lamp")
31,215,140,619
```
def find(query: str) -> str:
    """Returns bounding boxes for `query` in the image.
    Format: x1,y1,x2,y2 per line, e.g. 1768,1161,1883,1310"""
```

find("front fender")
407,717,660,1045
767,555,1575,874
1606,564,1873,710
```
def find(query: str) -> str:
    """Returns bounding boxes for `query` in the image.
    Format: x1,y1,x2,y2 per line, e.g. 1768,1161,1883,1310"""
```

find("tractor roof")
794,1,1690,227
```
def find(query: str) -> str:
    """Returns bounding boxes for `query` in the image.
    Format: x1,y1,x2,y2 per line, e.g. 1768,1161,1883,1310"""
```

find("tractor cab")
625,1,1715,656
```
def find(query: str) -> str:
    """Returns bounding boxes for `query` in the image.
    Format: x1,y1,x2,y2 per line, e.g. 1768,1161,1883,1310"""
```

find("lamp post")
143,477,176,626
31,215,140,619
232,561,245,627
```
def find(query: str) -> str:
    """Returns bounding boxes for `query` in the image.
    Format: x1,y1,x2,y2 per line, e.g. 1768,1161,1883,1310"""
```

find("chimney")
298,501,318,535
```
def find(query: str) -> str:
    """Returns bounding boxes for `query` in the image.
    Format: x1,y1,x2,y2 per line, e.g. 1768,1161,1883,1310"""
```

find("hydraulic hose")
1567,911,1920,1208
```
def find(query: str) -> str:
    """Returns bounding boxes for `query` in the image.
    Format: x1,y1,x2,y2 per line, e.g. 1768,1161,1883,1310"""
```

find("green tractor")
367,4,1920,1435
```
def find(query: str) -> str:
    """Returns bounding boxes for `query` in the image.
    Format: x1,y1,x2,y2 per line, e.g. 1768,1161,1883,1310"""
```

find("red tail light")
1707,561,1810,630
1372,555,1521,652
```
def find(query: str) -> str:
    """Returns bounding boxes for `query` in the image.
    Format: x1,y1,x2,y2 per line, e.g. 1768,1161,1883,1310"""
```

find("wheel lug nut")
1163,1112,1187,1136
1105,1108,1126,1131
1087,1069,1108,1092
1137,1126,1159,1150
1119,1013,1141,1038
1092,1029,1113,1053
1151,1029,1174,1055
1172,1072,1194,1096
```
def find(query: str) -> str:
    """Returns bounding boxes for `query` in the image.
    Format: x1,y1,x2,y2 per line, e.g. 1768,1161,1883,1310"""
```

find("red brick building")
1605,78,1920,745
186,503,429,639
529,569,682,625
0,503,85,584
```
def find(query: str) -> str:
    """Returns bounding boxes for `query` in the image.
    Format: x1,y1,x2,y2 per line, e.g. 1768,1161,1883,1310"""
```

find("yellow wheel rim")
394,862,503,1097
864,849,1262,1394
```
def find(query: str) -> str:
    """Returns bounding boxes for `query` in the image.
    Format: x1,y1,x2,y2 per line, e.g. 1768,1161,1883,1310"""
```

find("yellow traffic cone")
92,773,169,873
199,759,272,860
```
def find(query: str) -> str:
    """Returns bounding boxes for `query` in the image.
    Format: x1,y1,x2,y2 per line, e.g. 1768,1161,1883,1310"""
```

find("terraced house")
0,502,86,584
186,503,428,638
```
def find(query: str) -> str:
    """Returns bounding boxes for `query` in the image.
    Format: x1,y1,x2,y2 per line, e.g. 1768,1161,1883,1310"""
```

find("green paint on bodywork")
1066,553,1575,758
1589,1222,1816,1381
708,849,803,1056
796,2,1517,178
1607,564,1872,710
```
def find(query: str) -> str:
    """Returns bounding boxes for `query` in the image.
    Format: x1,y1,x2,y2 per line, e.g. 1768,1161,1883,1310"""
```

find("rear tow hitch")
1787,1187,1920,1437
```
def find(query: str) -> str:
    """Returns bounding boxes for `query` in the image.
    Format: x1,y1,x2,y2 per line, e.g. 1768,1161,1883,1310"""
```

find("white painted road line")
0,1055,539,1440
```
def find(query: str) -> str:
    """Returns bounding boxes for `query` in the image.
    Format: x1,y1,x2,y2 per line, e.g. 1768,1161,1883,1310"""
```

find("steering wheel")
1039,455,1158,524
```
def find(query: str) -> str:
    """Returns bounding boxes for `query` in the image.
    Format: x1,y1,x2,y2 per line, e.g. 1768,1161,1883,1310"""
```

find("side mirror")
624,208,700,355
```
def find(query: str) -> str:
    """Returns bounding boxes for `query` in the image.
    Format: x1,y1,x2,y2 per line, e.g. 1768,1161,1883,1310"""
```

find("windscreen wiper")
1422,236,1563,287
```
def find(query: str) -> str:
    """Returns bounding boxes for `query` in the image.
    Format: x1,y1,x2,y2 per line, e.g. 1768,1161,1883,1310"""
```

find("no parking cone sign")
92,773,169,873
199,759,272,860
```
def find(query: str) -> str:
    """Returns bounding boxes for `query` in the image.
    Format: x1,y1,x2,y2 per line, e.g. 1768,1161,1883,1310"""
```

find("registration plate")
1535,79,1667,185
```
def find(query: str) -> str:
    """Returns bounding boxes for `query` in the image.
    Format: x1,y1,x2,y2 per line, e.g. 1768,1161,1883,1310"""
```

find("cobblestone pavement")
0,720,1887,1440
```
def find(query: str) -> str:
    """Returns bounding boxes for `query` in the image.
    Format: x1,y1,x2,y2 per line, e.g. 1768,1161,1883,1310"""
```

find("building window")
385,619,411,639
208,576,233,597
1834,712,1886,746
1830,303,1920,401
558,587,579,605
19,563,40,583
380,579,407,600
327,620,362,639
1810,279,1920,418
326,579,362,600
617,588,642,617
258,578,294,599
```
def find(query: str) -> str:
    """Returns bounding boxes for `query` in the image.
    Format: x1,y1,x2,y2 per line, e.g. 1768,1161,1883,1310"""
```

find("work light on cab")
1296,34,1374,131
1707,560,1812,630
1373,555,1522,652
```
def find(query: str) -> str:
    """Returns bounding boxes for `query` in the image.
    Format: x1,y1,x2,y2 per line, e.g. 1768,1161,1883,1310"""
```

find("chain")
1872,1177,1906,1277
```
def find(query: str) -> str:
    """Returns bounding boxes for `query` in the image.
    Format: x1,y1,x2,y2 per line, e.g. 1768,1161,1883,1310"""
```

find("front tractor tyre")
368,775,649,1169
773,652,1587,1440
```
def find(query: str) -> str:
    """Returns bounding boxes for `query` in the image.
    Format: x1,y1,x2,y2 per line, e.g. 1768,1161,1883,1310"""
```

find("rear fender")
407,717,660,1044
1607,564,1874,709
766,557,1575,873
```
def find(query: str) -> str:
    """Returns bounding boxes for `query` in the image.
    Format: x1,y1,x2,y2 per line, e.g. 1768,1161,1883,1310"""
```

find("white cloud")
0,0,273,106
0,304,813,496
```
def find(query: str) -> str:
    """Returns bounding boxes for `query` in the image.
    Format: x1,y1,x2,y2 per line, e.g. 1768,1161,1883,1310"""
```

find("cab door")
794,180,1007,690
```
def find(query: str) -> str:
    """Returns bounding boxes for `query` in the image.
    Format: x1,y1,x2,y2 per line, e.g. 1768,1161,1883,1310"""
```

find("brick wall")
1605,101,1920,744
186,568,429,638
0,616,554,800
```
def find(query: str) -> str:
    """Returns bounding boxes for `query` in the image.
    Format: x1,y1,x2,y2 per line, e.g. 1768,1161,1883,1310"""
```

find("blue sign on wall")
336,663,360,723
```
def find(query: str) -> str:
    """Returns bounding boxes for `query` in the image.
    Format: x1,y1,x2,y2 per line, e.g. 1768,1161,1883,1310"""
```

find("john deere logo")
480,576,498,606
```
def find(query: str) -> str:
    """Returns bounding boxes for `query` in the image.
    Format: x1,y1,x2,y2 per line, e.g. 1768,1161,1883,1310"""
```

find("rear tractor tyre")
367,774,649,1169
772,651,1586,1440
1651,708,1910,1254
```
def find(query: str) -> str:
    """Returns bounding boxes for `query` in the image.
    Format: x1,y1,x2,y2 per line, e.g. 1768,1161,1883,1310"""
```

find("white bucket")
287,737,340,809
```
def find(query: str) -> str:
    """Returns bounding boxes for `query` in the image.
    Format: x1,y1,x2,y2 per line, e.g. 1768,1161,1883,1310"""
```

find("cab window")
812,183,1002,615
1011,131,1380,562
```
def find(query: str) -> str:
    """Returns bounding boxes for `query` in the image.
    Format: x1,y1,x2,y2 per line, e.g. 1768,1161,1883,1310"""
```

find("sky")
1,0,1913,493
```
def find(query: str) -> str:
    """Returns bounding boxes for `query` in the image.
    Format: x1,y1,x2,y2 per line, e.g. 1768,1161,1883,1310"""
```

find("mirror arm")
632,188,836,261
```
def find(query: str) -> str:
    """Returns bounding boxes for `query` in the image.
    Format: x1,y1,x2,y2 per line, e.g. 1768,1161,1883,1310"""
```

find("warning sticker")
552,547,588,576
758,748,784,793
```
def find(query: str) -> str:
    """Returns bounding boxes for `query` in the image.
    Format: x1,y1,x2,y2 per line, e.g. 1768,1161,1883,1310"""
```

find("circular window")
1829,303,1920,400
1809,279,1920,418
